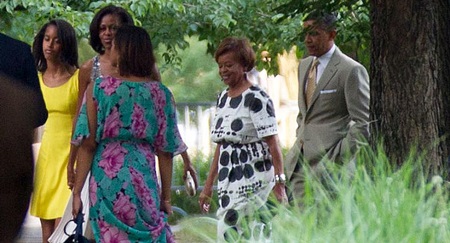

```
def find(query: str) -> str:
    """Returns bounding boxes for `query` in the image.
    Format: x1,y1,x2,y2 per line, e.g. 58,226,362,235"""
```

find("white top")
211,85,278,144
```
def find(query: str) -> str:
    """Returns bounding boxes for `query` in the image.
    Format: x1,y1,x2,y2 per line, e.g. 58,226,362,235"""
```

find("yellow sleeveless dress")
30,70,79,219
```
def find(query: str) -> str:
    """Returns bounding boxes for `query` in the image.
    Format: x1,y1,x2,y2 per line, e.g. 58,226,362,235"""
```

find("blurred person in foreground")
0,31,47,242
29,19,80,241
284,11,370,207
71,25,185,242
199,37,288,242
0,32,48,128
0,74,43,242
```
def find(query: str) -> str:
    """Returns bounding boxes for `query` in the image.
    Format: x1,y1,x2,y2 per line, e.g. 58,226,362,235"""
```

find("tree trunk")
370,0,450,177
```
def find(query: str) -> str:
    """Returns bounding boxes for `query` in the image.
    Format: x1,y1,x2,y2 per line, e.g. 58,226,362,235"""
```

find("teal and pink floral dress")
72,76,186,242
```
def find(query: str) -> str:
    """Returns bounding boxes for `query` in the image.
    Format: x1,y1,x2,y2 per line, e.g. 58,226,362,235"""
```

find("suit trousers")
287,152,355,209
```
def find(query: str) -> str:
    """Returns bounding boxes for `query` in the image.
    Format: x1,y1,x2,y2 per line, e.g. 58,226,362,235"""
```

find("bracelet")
275,174,286,184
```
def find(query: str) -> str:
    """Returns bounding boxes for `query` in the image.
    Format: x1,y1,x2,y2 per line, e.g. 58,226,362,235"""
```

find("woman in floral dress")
71,25,185,242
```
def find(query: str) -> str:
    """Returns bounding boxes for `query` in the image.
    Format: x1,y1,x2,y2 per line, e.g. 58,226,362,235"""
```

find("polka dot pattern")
219,202,276,242
229,95,242,108
212,86,278,242
211,86,278,143
231,118,243,132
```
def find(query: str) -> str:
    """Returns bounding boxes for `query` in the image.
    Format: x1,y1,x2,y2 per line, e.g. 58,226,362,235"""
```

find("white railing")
176,100,299,155
176,102,217,155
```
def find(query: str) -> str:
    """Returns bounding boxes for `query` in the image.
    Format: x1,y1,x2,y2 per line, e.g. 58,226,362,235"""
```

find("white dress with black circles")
211,85,278,242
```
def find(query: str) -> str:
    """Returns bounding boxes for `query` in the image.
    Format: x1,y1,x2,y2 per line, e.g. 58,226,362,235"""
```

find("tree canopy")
0,0,370,73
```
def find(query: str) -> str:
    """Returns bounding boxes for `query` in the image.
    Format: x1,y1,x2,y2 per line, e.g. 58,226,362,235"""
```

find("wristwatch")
275,174,286,184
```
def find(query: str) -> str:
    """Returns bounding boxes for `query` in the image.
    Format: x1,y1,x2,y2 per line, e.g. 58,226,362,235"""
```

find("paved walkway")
15,211,41,243
15,210,184,242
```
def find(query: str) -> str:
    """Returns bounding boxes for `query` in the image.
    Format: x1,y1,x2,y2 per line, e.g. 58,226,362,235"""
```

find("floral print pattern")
131,104,148,138
103,107,122,138
99,76,120,95
98,142,127,178
73,77,185,242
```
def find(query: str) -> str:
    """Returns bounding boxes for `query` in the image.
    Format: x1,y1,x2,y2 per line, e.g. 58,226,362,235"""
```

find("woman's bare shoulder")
79,58,95,82
80,58,94,71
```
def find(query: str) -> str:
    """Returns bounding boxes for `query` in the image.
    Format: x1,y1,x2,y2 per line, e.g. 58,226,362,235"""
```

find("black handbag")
63,212,90,243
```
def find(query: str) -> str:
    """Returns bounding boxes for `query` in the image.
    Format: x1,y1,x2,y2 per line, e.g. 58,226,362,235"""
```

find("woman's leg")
40,218,59,243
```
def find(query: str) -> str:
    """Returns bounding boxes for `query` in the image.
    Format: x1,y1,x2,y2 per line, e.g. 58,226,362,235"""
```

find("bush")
172,145,450,242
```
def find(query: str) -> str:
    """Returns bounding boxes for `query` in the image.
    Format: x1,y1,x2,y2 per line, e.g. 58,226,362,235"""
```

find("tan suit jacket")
285,47,370,180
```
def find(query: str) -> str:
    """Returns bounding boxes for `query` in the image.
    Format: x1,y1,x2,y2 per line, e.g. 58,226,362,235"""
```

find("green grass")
169,152,218,224
174,217,217,243
170,145,450,243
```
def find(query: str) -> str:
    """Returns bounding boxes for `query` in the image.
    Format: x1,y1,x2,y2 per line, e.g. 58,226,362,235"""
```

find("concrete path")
15,211,41,243
15,210,183,242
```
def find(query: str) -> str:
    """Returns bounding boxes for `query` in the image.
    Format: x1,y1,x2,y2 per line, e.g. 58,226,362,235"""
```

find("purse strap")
74,212,85,240
64,212,85,238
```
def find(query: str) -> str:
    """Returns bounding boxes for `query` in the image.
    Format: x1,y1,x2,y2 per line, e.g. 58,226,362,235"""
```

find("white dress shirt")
315,44,336,83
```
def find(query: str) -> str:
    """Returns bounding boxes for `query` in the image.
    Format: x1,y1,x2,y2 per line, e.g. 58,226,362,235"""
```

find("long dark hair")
114,25,160,81
89,5,134,54
32,19,79,72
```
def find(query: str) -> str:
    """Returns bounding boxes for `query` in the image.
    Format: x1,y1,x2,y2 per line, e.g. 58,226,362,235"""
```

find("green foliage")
0,0,93,42
158,36,224,103
78,38,96,64
173,144,450,242
180,0,298,73
0,0,371,73
276,0,371,68
1,0,371,103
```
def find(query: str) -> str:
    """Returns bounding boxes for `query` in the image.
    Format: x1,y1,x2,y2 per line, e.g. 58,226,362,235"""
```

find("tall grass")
270,145,449,243
173,145,450,243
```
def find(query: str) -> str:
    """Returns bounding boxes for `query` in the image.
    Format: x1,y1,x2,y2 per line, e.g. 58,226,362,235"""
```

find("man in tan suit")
285,11,370,206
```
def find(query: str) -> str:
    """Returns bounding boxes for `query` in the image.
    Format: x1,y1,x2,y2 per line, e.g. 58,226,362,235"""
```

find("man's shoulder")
0,33,30,52
299,56,315,68
332,47,364,68
300,55,315,62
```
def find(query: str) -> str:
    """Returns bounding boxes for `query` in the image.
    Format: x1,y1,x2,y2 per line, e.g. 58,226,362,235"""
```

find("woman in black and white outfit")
199,37,287,242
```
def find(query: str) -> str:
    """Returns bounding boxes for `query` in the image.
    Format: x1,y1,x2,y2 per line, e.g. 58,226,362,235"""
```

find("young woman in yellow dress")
30,19,85,242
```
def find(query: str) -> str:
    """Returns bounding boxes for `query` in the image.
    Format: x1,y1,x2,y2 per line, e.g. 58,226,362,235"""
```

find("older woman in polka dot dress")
199,37,288,242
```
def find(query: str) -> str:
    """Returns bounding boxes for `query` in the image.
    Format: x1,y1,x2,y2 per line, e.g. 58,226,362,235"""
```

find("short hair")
304,11,338,32
114,25,160,81
89,5,134,54
214,37,256,72
33,19,79,72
